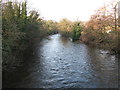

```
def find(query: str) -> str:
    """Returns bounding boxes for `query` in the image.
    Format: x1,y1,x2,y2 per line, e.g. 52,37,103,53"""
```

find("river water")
3,34,118,88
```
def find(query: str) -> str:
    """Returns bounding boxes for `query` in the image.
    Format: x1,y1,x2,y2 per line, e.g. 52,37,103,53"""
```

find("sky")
3,0,119,21
28,0,107,22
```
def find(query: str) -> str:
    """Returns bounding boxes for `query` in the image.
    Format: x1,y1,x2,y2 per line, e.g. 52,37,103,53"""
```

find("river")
3,34,118,88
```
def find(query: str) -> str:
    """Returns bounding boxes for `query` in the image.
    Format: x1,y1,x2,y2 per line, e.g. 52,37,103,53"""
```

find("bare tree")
118,1,120,27
114,4,117,30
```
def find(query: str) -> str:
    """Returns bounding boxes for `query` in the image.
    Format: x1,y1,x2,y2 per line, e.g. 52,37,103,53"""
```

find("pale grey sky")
28,0,106,21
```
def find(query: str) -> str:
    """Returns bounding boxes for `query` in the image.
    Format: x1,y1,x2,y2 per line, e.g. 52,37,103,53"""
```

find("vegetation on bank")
71,22,82,41
57,19,83,40
80,1,120,54
2,0,120,71
2,1,57,70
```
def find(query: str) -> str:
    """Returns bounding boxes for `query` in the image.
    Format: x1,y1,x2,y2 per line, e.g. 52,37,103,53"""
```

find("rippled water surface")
4,34,118,88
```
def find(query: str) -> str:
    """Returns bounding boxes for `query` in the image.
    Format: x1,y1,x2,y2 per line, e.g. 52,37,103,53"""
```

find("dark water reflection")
4,34,118,88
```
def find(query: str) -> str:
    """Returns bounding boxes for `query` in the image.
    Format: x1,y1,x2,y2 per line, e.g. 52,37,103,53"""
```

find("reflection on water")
5,34,118,88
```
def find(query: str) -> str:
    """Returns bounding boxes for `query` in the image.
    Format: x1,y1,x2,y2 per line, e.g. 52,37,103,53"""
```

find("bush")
71,23,82,41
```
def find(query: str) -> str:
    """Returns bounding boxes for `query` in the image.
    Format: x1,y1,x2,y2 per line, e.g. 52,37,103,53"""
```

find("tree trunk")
118,1,120,27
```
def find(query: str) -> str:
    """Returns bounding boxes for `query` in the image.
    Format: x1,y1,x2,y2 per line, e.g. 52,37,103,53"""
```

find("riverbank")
80,33,119,55
82,41,117,55
55,33,119,55
2,37,42,72
2,41,40,88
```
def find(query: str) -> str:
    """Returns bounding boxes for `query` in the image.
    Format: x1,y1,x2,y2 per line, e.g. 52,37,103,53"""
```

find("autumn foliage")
81,1,120,53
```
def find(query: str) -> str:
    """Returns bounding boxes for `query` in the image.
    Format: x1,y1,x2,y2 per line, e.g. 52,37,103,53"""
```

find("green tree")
2,1,48,70
2,1,24,66
72,22,82,41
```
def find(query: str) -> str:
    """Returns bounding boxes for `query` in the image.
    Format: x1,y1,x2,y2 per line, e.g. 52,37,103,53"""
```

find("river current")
3,34,118,88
